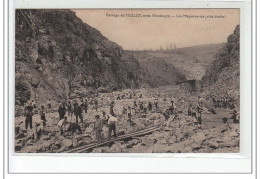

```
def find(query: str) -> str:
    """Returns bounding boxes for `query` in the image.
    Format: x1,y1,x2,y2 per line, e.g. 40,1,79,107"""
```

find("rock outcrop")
201,25,240,103
15,9,143,105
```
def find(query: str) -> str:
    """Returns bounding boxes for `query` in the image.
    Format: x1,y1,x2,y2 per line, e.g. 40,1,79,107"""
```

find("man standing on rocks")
24,102,34,130
32,100,36,109
101,111,109,125
57,116,68,135
154,98,159,109
58,103,66,120
110,100,115,116
94,115,103,143
47,99,52,110
73,103,83,123
196,105,203,125
83,98,88,113
94,97,98,111
67,100,72,116
108,115,118,140
127,106,132,122
148,102,152,111
39,105,46,127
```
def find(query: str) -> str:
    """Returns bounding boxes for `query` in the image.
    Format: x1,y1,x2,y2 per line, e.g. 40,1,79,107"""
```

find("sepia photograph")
14,9,240,153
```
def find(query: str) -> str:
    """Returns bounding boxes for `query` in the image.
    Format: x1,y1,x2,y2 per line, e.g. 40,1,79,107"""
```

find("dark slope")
201,25,240,101
15,9,142,105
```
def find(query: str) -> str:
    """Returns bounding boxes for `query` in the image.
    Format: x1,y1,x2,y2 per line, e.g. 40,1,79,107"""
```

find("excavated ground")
14,86,239,153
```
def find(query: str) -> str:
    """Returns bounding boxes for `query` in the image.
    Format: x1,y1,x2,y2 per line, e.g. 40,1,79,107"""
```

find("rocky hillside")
202,25,240,101
15,9,142,105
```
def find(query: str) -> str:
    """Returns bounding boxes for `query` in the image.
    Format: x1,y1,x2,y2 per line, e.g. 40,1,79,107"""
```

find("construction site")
14,9,240,153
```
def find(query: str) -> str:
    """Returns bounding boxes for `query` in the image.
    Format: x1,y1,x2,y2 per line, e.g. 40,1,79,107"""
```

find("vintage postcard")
14,8,240,153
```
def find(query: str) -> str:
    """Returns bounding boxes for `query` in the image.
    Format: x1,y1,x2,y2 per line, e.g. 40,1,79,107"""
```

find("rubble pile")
15,85,239,153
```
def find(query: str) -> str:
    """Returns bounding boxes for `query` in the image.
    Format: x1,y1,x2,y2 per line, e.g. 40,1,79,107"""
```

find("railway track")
61,125,161,153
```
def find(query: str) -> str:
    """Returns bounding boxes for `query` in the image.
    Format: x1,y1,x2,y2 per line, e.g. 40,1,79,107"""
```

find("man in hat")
67,100,72,116
83,98,88,113
47,99,52,110
24,102,34,130
110,100,115,116
39,105,46,127
101,111,109,125
73,103,83,123
58,103,66,120
147,102,152,111
196,105,203,125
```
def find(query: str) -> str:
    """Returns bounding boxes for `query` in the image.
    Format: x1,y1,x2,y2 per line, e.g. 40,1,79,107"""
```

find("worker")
24,102,34,130
148,102,152,111
143,106,147,114
32,100,36,109
94,115,103,143
127,106,132,122
170,99,174,108
47,99,51,110
101,111,109,125
154,98,159,109
139,101,144,111
39,105,46,127
121,106,127,120
67,100,72,116
94,98,98,111
196,105,203,125
80,100,85,113
188,105,192,116
198,96,203,107
108,115,118,140
83,98,88,113
73,103,83,123
57,116,67,135
110,100,115,116
67,122,82,134
133,100,137,108
58,103,66,120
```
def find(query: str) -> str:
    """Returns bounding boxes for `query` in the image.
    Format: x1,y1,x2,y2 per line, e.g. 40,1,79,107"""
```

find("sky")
73,9,239,50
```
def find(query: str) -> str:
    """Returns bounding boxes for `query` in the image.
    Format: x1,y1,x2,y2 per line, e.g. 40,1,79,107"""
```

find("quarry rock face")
202,25,240,106
15,9,143,106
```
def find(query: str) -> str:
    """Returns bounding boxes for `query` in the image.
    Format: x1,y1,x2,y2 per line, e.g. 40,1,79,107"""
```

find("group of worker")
23,100,50,130
22,91,239,144
56,98,120,143
211,95,236,110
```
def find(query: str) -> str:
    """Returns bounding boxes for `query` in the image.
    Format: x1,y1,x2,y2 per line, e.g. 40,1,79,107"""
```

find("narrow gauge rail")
61,125,161,153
